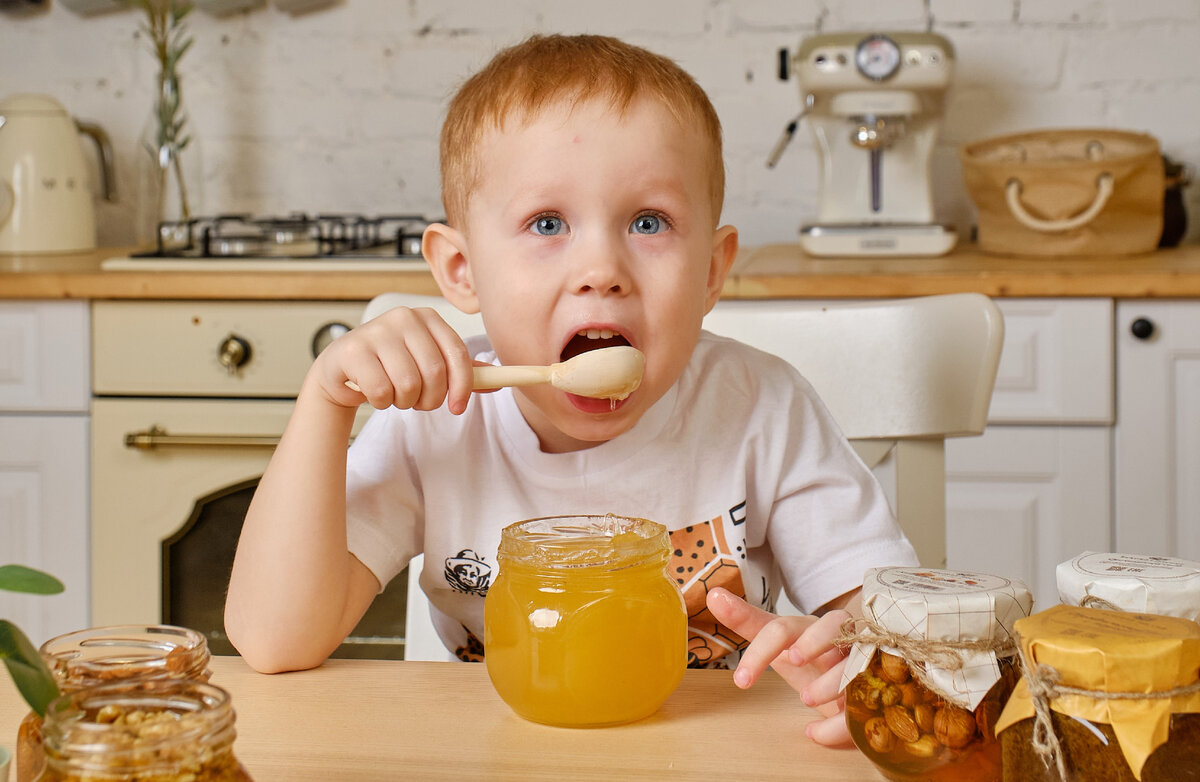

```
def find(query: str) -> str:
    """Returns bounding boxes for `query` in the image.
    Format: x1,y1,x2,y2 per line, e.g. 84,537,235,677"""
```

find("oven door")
90,397,417,659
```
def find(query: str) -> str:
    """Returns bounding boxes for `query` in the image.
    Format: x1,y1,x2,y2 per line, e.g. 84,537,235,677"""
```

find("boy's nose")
570,233,632,295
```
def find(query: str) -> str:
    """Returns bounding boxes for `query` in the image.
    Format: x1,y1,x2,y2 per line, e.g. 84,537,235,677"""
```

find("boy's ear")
703,224,739,314
423,222,480,314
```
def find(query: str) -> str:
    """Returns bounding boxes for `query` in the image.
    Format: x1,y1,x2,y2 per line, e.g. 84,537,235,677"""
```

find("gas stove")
101,213,434,271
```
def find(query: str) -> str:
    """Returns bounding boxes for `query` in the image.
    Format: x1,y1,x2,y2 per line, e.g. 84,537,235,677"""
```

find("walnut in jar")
934,705,978,749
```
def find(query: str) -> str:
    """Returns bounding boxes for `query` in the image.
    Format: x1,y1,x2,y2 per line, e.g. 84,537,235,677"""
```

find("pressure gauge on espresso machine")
855,35,901,81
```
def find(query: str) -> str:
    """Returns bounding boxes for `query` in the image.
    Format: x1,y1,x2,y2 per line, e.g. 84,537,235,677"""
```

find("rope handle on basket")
1004,173,1115,233
999,138,1114,233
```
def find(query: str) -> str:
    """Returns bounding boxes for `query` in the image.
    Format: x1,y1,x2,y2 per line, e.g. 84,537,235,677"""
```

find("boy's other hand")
706,587,854,748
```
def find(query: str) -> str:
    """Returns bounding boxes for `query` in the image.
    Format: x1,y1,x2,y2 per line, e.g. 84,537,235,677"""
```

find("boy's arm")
224,380,379,673
224,306,475,673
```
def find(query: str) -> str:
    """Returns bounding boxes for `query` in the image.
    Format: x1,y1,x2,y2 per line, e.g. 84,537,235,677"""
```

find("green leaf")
0,620,60,717
0,565,64,595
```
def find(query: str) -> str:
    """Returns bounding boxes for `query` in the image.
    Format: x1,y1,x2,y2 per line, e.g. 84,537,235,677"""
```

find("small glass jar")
997,604,1200,782
1057,551,1200,621
840,567,1033,782
484,514,687,727
17,625,210,782
36,679,251,782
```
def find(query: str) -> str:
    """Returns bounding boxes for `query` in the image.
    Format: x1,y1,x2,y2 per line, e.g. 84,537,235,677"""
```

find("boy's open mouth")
560,329,632,362
559,329,637,413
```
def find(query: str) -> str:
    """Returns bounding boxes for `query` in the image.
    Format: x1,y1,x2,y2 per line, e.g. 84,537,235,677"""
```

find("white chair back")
703,293,1005,569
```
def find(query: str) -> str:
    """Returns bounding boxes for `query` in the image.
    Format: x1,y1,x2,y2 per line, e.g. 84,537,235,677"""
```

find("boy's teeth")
579,329,615,339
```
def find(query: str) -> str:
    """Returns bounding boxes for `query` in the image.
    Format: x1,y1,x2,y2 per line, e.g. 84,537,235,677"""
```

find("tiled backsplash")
2,0,1197,248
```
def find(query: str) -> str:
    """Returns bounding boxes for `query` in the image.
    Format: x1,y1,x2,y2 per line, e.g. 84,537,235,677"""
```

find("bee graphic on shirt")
445,549,492,596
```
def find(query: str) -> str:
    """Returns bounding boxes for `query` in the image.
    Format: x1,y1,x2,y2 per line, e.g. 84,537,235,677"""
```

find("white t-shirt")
346,331,918,664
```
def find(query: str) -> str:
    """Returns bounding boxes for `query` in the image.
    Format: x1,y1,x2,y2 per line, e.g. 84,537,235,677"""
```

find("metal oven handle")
124,425,281,450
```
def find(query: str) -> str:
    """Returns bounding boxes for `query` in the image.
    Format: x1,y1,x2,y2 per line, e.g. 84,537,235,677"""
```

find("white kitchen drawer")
987,298,1113,425
0,300,90,412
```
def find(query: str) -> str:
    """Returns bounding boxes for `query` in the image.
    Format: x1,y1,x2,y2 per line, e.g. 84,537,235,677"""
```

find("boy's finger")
801,659,848,711
705,587,775,639
805,713,854,749
790,609,852,666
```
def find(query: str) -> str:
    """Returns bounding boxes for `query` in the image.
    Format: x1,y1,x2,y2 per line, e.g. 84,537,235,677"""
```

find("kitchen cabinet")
0,300,91,645
1114,301,1200,562
946,299,1114,609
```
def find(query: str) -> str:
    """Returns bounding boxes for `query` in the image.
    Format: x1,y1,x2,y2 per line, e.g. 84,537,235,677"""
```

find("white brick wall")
1,0,1197,248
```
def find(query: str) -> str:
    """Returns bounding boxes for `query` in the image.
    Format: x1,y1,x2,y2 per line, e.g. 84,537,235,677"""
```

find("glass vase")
135,75,202,251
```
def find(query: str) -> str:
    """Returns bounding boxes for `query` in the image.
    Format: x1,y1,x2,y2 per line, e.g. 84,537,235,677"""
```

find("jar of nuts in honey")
484,514,687,727
17,625,211,782
35,679,251,782
839,567,1033,782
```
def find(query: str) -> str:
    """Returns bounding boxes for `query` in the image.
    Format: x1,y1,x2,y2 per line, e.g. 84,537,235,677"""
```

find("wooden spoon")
344,345,645,400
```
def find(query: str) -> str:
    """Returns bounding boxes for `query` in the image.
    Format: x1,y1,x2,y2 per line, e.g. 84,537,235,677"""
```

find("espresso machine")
772,32,957,257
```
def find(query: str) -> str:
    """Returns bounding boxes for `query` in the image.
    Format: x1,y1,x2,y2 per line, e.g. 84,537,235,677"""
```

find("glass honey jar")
484,514,687,727
840,567,1034,782
997,604,1200,782
36,679,251,782
17,625,211,782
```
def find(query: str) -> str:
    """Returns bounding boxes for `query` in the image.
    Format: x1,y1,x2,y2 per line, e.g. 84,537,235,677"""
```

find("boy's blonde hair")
439,34,725,228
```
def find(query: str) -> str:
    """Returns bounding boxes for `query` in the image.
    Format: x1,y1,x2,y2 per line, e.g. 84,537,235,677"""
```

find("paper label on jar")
1057,552,1200,621
839,567,1033,710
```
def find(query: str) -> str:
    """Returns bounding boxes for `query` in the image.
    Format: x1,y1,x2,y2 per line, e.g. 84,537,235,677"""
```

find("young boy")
224,33,917,746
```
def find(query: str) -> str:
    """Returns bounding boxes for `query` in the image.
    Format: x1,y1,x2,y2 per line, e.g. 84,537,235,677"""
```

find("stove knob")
218,334,252,374
312,321,352,358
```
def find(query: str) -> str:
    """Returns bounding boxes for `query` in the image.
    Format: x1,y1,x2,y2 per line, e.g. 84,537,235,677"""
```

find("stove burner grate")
137,213,434,259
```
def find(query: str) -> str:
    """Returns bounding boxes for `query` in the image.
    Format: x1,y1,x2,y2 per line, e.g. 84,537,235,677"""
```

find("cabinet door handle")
1130,317,1156,341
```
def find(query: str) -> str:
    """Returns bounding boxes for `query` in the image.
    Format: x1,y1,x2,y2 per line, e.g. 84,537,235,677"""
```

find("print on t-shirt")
670,506,749,667
445,549,492,596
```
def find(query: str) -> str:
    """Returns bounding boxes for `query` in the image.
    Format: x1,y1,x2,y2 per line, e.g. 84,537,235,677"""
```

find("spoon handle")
342,363,555,394
472,363,554,390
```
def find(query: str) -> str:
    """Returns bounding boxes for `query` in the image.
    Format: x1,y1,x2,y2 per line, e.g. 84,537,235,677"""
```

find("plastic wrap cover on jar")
839,568,1034,712
1057,552,1200,621
995,604,1200,781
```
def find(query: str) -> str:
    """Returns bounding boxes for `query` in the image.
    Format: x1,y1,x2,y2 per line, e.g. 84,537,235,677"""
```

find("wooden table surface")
0,656,885,781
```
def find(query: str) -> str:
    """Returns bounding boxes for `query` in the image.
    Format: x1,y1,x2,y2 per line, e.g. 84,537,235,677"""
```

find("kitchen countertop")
3,243,1200,300
0,656,886,781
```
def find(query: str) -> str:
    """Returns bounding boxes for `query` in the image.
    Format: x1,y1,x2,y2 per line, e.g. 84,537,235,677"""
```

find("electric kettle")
0,93,117,254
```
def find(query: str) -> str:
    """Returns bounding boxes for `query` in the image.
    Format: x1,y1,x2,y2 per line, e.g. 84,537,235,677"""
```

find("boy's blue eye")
533,216,565,236
631,214,664,235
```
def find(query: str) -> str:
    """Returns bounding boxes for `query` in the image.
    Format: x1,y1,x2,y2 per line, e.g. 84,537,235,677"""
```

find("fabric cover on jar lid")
839,566,1033,710
1057,552,1200,621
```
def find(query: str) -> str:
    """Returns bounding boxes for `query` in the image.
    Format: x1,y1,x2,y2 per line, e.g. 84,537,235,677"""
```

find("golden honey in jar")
17,625,210,782
840,567,1033,782
36,679,251,782
996,604,1200,782
484,514,687,727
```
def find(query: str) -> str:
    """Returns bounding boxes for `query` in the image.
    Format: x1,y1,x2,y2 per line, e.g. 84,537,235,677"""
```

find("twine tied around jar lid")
1078,593,1122,611
837,616,1018,703
1016,647,1200,781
